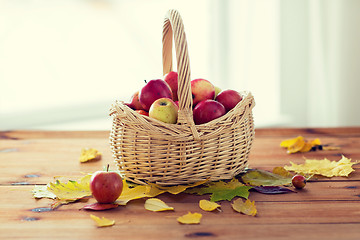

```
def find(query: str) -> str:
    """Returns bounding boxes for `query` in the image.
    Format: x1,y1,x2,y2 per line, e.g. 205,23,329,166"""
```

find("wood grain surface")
0,128,359,240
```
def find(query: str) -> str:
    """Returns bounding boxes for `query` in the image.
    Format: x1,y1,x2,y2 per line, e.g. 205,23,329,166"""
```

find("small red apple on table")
139,79,173,111
193,99,226,125
164,71,179,101
90,165,123,204
149,98,178,124
215,89,243,112
191,78,215,106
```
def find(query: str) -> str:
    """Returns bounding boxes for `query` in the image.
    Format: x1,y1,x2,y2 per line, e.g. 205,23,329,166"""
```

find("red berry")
292,175,306,189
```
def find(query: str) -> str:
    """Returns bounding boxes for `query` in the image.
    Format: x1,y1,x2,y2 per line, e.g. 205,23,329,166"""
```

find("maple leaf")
186,178,252,202
47,174,92,201
177,212,202,224
90,214,115,227
144,198,174,212
231,198,257,216
32,185,57,199
241,169,292,186
79,148,101,163
284,155,357,177
199,200,221,212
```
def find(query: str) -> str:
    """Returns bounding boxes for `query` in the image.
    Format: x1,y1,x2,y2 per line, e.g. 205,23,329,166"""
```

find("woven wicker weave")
109,9,255,185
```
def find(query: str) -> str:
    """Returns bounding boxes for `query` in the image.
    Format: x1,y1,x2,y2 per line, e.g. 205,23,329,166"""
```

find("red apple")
215,89,243,112
193,99,226,125
139,79,173,111
191,79,215,106
135,109,149,116
292,175,306,189
128,91,145,110
149,98,178,124
164,71,178,101
90,165,123,204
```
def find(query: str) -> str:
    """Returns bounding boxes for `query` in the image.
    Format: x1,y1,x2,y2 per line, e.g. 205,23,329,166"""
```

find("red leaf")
81,202,119,211
252,186,295,194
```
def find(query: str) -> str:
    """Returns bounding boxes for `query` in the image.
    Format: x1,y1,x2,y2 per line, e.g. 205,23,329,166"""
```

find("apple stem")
106,164,109,172
144,80,147,84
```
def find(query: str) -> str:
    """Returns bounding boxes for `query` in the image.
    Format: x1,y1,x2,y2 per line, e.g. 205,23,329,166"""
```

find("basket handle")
162,9,200,140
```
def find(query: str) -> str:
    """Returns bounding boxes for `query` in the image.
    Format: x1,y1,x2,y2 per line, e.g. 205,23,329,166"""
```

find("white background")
1,0,359,130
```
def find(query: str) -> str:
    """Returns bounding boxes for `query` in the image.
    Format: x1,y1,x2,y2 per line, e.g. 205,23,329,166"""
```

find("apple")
90,165,123,204
191,79,215,106
193,99,226,125
292,175,306,189
214,86,222,98
164,71,179,101
139,79,173,111
128,91,144,110
149,98,178,124
215,89,243,112
135,109,149,116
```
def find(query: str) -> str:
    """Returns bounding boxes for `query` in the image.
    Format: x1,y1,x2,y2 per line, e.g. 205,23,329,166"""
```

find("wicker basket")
109,9,255,186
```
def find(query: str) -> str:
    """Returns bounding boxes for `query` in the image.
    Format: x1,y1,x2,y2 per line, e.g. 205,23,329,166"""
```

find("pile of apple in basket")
125,71,243,125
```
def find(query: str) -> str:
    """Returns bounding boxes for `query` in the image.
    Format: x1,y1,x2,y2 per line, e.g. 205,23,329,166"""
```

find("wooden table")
1,128,359,240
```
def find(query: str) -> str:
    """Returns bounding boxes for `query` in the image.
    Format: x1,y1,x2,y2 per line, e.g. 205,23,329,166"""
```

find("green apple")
149,98,178,124
214,86,222,98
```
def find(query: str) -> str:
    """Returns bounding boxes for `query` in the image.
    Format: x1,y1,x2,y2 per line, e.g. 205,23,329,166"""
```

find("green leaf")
241,169,292,186
186,178,252,201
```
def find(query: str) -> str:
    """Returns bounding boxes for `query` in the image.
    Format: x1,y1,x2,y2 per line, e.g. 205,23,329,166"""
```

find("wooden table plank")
1,185,359,240
1,128,360,240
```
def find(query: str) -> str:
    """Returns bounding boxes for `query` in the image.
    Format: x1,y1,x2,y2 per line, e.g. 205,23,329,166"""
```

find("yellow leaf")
32,185,57,199
280,136,304,148
177,212,202,224
90,214,115,227
281,136,322,154
199,200,220,211
47,174,92,201
144,198,174,212
148,179,207,195
79,148,101,163
231,198,257,216
116,180,148,205
272,166,293,178
284,155,357,177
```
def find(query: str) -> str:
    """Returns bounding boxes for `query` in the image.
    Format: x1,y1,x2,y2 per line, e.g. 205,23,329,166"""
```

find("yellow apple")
149,98,178,124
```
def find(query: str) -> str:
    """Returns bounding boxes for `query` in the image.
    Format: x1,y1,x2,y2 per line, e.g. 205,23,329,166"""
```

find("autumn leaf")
144,198,174,212
32,185,57,199
79,148,101,163
252,186,295,194
284,155,357,177
272,166,293,178
241,169,292,186
82,203,119,211
116,181,149,205
147,179,207,195
199,200,221,212
280,136,321,154
186,178,252,202
47,174,92,201
177,212,202,224
231,198,257,216
90,214,115,227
